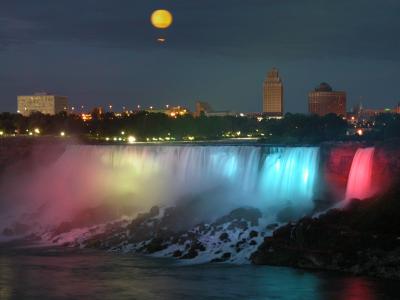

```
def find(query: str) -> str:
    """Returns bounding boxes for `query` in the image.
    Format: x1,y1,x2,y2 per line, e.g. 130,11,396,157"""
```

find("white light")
34,128,40,134
60,131,65,137
127,136,136,144
121,131,125,135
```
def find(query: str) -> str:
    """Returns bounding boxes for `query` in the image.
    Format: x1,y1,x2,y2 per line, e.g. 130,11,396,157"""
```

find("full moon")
151,9,173,29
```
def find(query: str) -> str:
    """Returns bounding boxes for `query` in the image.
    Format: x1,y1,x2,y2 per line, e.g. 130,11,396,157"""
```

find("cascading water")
1,145,321,229
345,147,375,201
259,147,319,217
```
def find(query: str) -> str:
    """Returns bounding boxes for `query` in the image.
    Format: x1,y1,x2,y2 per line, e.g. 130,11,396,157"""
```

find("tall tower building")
263,68,283,118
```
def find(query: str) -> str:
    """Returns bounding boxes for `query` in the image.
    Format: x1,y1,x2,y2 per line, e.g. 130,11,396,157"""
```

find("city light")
81,113,92,121
60,131,65,137
0,130,4,136
127,136,136,144
357,129,363,136
34,128,40,134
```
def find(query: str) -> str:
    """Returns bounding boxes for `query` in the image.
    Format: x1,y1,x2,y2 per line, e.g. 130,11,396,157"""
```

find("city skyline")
1,1,400,113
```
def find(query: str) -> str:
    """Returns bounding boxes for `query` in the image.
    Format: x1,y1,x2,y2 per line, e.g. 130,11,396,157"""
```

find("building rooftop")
315,82,333,92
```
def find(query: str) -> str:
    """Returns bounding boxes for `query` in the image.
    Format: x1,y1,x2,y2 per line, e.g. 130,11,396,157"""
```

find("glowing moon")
151,9,173,29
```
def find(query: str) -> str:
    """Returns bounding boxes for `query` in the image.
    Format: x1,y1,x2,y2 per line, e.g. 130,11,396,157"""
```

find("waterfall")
4,145,321,227
259,147,320,215
345,147,375,201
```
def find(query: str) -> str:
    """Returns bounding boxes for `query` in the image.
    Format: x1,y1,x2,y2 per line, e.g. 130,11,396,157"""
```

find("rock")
211,252,232,263
149,206,160,217
219,232,230,242
181,248,198,259
215,207,262,226
266,223,279,231
86,239,102,248
173,250,183,257
145,238,167,254
251,187,400,280
227,220,248,231
53,221,73,236
249,230,258,238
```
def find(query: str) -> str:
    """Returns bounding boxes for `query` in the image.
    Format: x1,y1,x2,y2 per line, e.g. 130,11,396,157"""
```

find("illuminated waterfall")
259,147,320,213
8,145,321,226
345,147,375,201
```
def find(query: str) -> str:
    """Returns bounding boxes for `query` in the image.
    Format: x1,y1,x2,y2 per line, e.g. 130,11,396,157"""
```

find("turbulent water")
1,144,382,235
0,245,398,300
1,145,322,229
345,147,376,201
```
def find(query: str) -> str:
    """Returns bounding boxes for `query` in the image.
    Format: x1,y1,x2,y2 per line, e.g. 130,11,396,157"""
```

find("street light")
127,136,136,144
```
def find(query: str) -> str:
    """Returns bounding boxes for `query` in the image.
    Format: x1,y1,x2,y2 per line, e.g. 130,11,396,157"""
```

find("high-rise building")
263,68,283,117
308,83,346,116
17,92,68,116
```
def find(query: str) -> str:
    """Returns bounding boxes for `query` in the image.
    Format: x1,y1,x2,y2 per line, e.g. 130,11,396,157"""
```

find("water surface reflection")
0,246,398,300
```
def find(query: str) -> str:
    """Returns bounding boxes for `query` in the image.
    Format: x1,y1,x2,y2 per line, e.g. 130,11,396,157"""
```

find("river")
0,244,398,300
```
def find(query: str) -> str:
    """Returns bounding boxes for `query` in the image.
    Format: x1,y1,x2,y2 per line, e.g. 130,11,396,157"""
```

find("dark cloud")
1,0,400,60
0,0,399,112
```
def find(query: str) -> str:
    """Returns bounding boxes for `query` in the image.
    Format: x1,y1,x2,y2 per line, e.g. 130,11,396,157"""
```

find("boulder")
215,207,262,226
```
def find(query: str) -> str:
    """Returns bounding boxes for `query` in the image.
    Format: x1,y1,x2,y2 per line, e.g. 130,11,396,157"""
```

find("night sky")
1,0,399,113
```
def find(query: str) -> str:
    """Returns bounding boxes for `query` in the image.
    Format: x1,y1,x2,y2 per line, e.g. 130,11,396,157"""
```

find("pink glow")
345,148,375,201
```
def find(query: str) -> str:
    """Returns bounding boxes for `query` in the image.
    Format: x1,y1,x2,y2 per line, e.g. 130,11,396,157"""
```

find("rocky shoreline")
252,189,400,280
44,206,268,264
3,189,400,280
41,186,399,280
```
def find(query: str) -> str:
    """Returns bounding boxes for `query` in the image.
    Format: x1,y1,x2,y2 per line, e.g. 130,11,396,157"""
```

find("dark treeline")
0,111,398,143
372,113,400,140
